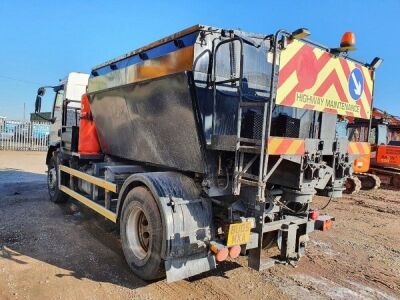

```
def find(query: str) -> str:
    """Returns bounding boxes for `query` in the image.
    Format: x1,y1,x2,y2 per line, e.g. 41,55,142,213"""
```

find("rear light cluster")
321,219,333,231
311,213,334,231
210,242,241,262
309,210,319,220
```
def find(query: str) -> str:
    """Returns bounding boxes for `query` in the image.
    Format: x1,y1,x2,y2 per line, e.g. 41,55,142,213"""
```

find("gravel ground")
0,151,399,299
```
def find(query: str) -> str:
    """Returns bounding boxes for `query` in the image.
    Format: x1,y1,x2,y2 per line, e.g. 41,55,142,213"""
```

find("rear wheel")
47,153,67,203
120,187,164,281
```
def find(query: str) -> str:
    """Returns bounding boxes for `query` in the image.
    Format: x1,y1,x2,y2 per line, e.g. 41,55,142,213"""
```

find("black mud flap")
165,254,216,283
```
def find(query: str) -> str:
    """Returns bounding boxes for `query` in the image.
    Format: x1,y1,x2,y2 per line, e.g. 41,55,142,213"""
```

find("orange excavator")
345,108,400,193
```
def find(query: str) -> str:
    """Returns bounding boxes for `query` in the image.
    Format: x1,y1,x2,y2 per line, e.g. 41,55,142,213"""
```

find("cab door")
49,88,65,144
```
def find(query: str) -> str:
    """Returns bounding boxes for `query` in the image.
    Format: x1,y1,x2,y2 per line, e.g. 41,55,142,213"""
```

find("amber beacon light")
341,32,356,48
331,31,356,53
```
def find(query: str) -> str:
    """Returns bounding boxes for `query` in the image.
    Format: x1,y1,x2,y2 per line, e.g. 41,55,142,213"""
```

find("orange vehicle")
346,108,400,192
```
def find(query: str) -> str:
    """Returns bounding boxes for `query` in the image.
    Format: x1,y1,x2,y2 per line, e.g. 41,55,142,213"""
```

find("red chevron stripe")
339,58,351,77
348,142,370,155
278,46,331,106
356,142,365,154
314,69,347,101
294,141,305,155
277,41,373,120
274,139,293,154
278,44,308,85
359,64,372,106
323,108,338,114
303,104,315,110
359,102,368,119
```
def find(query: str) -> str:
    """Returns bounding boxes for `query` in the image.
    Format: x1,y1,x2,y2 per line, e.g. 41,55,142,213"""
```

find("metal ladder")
212,32,284,270
212,36,273,203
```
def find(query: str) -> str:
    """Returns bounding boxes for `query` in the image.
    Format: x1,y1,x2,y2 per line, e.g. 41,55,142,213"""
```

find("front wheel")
47,153,67,203
120,186,165,281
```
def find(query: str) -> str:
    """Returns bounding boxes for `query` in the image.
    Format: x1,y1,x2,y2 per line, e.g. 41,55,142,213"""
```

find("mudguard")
45,142,60,165
117,171,216,282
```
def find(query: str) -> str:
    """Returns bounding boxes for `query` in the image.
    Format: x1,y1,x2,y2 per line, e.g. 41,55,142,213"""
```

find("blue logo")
348,68,364,100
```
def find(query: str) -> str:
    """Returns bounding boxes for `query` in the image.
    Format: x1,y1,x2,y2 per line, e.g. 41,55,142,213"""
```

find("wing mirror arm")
35,95,42,113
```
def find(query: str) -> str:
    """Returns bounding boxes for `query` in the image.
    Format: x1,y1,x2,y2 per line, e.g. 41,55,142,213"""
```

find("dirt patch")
0,151,399,299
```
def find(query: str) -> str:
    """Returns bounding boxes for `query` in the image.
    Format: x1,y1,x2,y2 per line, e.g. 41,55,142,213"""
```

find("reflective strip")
88,46,194,93
276,39,373,119
59,165,117,192
267,137,305,155
59,185,117,223
348,142,371,155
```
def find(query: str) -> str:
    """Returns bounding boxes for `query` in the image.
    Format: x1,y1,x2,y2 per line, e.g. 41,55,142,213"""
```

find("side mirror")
35,95,42,113
35,87,46,113
37,87,46,96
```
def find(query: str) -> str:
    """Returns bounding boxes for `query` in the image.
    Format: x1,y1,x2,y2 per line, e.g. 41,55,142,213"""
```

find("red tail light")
210,242,229,262
228,245,241,259
309,210,319,220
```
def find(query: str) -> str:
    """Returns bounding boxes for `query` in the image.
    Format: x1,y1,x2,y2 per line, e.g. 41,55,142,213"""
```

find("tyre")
120,186,165,281
47,152,68,203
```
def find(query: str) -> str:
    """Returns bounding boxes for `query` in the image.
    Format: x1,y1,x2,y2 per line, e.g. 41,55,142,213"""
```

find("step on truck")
34,25,380,282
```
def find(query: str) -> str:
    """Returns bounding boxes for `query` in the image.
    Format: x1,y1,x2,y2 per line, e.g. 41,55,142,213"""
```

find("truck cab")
35,72,89,146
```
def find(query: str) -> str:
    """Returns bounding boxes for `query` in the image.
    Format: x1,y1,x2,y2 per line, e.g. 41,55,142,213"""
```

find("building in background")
30,112,51,122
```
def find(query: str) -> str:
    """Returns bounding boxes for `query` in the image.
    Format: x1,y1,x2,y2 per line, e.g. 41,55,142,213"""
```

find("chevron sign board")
276,39,373,120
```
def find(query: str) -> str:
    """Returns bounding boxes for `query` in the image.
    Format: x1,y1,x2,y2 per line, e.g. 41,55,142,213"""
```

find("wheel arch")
116,171,215,281
46,142,60,165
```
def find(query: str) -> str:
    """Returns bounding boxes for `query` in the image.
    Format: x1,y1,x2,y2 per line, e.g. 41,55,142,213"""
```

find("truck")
34,25,380,282
347,108,400,191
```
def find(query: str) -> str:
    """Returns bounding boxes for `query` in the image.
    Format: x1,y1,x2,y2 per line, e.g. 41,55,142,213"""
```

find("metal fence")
0,120,51,151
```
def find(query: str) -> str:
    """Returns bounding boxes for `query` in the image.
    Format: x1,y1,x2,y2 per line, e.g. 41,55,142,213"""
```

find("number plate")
226,221,252,247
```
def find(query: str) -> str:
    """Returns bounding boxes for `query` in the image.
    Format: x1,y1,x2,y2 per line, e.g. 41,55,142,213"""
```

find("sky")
0,0,399,119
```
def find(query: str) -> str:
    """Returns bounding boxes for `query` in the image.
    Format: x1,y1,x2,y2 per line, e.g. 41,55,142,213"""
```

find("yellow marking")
361,66,374,110
313,47,325,60
278,70,298,101
279,39,304,69
286,140,302,154
60,185,117,223
350,143,357,154
59,165,117,193
348,142,371,155
226,221,252,247
307,58,341,96
335,59,371,118
322,84,340,107
361,66,374,91
267,138,281,154
267,137,305,155
362,143,371,154
277,40,373,119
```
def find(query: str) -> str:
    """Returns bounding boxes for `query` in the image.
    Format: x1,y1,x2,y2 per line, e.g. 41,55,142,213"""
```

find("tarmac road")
0,151,399,299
